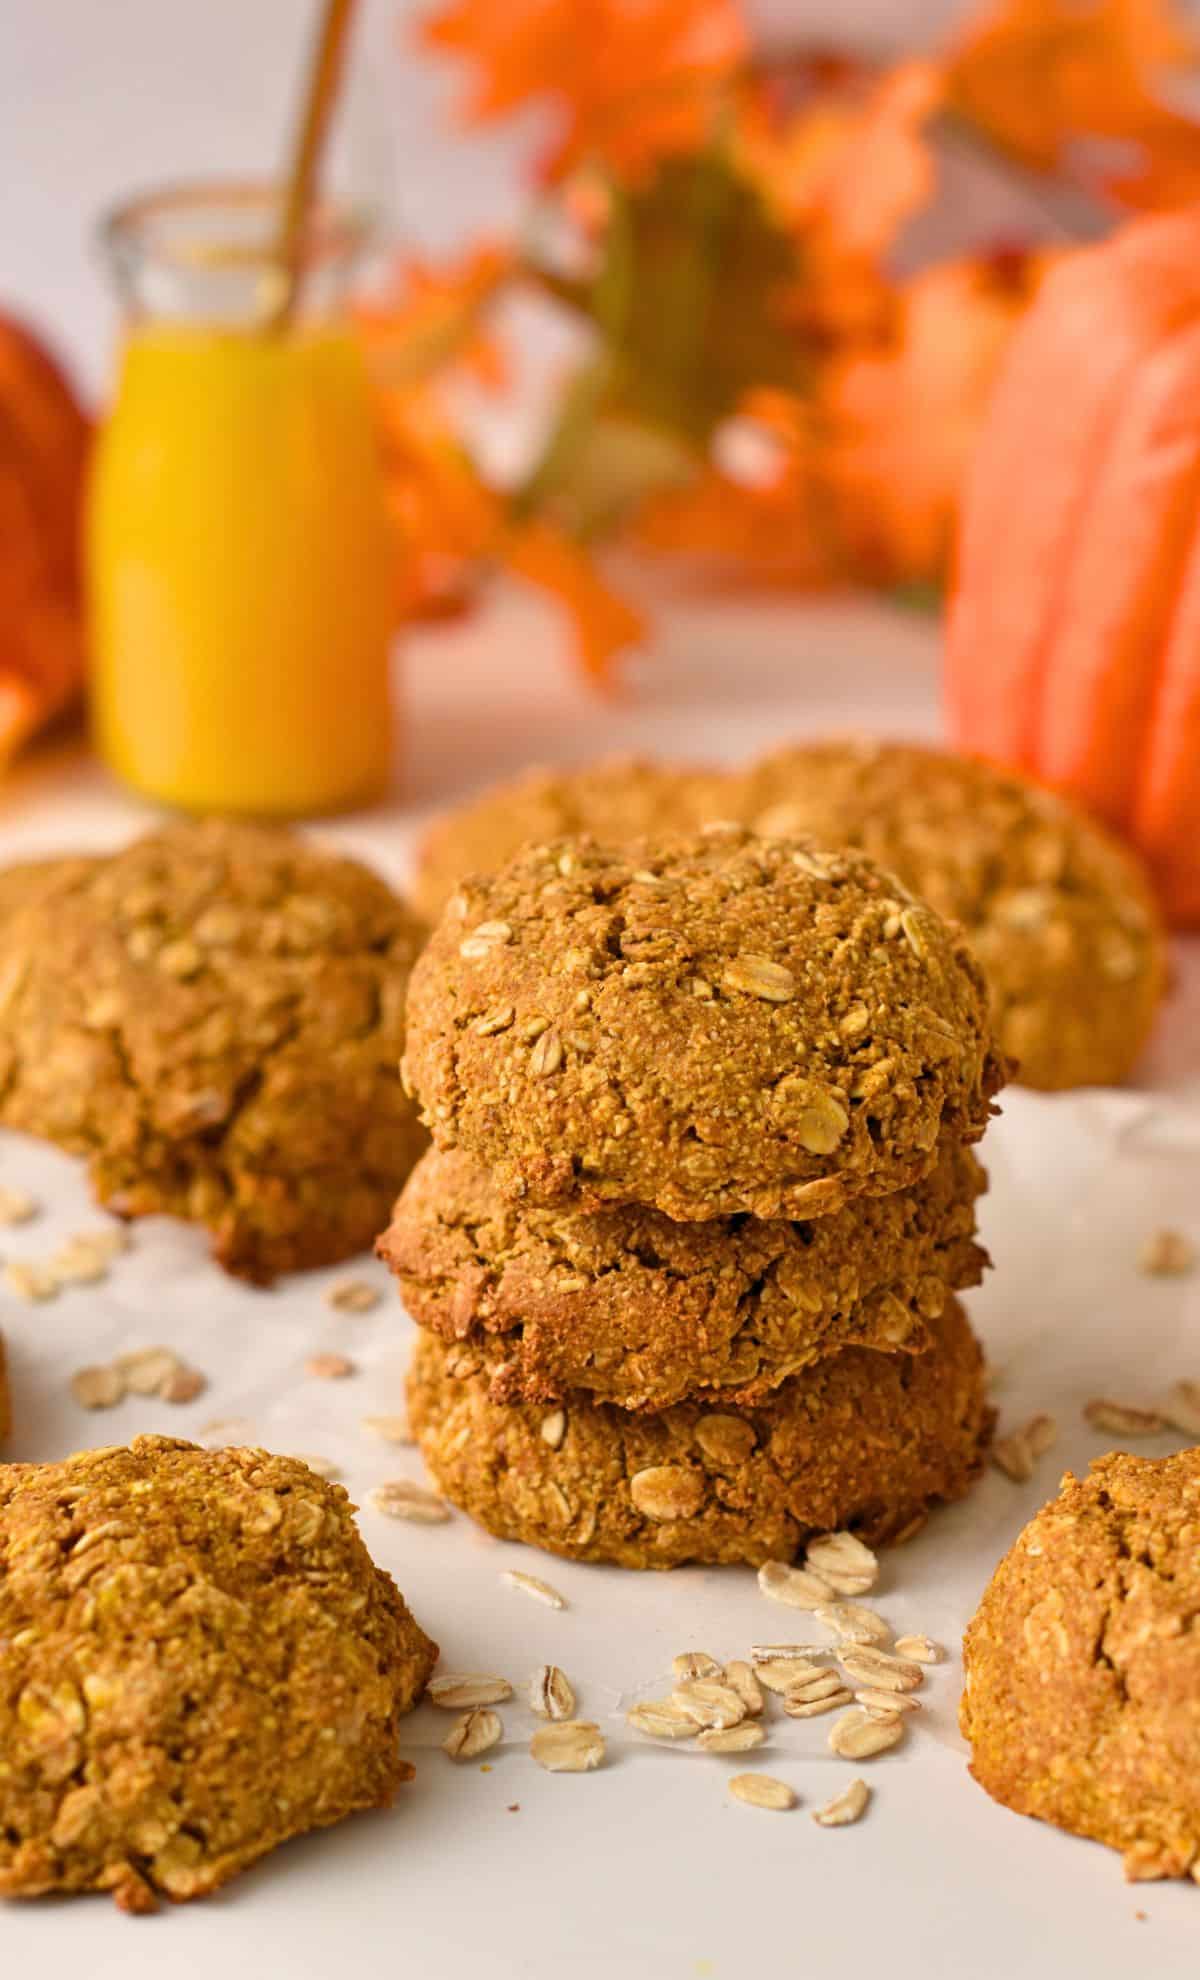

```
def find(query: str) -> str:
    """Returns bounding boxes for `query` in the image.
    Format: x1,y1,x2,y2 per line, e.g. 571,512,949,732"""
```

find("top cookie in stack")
402,828,1002,1221
393,827,1001,1569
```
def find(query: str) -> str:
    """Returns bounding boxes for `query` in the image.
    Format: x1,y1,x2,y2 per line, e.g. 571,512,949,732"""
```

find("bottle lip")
100,178,375,288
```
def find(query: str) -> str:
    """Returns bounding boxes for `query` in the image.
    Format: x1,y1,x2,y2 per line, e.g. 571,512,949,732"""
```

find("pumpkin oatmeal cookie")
410,755,730,922
0,1331,9,1444
0,1435,437,1913
732,739,1167,1090
379,1139,988,1410
0,820,429,1281
403,829,1003,1221
962,1449,1200,1883
407,1296,992,1568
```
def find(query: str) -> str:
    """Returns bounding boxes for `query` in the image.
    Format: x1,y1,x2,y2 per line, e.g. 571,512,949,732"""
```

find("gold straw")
264,0,358,333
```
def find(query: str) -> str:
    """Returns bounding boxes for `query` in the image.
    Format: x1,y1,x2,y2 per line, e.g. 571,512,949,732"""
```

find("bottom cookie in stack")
406,1298,993,1570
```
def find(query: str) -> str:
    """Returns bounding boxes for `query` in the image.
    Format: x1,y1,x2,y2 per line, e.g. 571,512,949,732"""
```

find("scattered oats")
828,1708,906,1760
50,1237,110,1285
306,1352,355,1381
722,955,796,1003
756,1658,835,1695
814,1604,890,1647
370,1479,452,1524
728,1773,795,1812
1139,1229,1195,1277
326,1277,380,1314
530,1721,605,1773
290,1454,341,1480
70,1365,125,1410
724,1661,764,1716
783,1680,854,1720
838,1646,924,1694
428,1674,513,1710
626,1701,696,1741
857,1688,922,1718
529,1664,576,1721
805,1531,878,1596
812,1779,870,1828
502,1569,566,1610
1083,1398,1167,1437
671,1681,748,1731
672,1651,723,1681
757,1560,832,1610
361,1412,414,1447
199,1416,254,1447
159,1364,206,1405
83,1223,132,1257
0,1185,36,1225
540,1409,567,1451
1025,1413,1059,1457
991,1428,1035,1483
443,1707,503,1761
894,1634,943,1665
1161,1380,1200,1438
4,1260,58,1303
698,1722,766,1754
750,1642,826,1664
117,1346,181,1396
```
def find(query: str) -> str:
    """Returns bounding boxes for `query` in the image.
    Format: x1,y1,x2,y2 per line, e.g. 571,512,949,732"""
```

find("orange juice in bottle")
87,185,395,815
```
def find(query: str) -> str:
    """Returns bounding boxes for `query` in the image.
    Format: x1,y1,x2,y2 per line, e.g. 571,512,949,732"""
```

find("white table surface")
2,594,1200,1977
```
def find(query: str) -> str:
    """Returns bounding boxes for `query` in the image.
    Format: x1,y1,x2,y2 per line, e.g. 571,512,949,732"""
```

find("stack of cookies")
384,827,1003,1569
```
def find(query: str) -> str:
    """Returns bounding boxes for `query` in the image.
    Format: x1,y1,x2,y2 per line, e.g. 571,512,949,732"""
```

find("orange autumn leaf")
946,0,1200,208
370,380,503,620
635,389,841,588
419,0,748,180
739,60,942,263
356,243,512,392
505,518,646,683
737,61,942,339
817,248,1054,587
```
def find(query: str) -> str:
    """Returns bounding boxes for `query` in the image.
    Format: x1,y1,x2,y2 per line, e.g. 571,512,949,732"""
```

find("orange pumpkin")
0,314,90,763
946,206,1200,926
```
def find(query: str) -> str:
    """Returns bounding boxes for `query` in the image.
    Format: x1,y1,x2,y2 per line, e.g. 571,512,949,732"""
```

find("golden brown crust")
0,855,102,920
0,1435,437,1911
962,1450,1200,1882
379,1140,988,1410
403,828,1004,1221
407,1297,993,1568
0,821,429,1281
732,740,1167,1091
410,756,731,922
0,1331,9,1445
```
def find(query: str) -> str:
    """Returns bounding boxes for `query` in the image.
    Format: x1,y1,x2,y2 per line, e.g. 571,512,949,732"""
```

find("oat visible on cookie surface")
0,820,429,1280
410,755,730,922
0,1435,437,1912
403,829,1003,1220
961,1449,1200,1881
732,740,1166,1091
407,1297,993,1568
379,1139,988,1409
